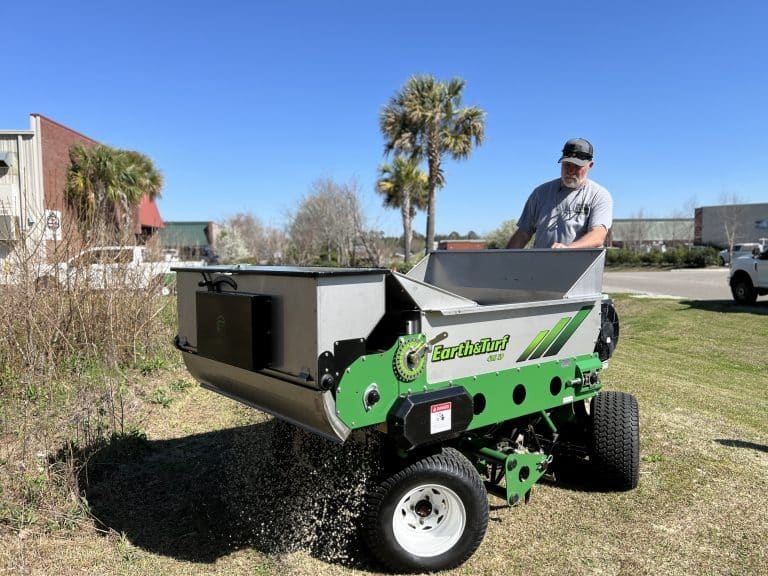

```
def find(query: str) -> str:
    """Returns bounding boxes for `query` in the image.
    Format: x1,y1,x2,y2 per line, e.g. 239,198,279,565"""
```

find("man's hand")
551,242,569,249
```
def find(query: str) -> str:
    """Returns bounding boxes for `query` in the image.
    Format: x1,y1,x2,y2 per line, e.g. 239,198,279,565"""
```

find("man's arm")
551,225,608,249
507,228,531,248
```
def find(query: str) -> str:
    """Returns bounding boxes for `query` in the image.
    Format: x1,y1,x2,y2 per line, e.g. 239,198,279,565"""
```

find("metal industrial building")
0,115,45,272
607,205,766,249
608,218,694,249
694,203,768,247
159,221,218,262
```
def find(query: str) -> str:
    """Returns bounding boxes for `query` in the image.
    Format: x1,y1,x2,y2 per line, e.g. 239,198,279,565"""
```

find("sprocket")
393,337,426,382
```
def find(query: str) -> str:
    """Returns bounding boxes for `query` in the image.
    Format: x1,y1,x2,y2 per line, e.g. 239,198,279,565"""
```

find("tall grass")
0,234,178,536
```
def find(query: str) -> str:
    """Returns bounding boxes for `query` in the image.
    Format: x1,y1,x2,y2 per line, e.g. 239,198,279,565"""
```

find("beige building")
695,203,768,247
608,218,693,249
0,116,46,276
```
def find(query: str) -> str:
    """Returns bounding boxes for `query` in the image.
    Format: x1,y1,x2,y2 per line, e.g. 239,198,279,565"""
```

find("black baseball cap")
558,138,594,166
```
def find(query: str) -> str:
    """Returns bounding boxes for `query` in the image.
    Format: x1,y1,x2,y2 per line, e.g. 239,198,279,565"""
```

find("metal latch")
407,331,449,364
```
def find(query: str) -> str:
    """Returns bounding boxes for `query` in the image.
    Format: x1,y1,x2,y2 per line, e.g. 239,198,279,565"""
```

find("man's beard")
562,175,583,188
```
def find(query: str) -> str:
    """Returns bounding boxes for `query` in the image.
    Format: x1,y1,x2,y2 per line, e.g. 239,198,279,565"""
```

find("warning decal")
430,402,452,434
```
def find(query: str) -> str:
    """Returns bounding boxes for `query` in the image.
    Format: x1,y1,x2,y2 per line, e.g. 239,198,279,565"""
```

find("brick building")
437,239,487,251
0,114,163,271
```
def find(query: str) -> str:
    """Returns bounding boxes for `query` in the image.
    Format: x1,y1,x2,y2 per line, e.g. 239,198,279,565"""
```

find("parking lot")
603,268,733,300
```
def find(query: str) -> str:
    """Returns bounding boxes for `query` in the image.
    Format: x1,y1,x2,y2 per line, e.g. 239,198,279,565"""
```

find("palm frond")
379,74,486,252
64,142,164,236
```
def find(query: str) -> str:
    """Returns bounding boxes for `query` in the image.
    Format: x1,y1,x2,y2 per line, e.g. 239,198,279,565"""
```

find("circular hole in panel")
473,393,486,415
513,384,527,405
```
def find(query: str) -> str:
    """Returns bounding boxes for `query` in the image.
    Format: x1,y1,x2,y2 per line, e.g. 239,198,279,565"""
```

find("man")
507,138,612,249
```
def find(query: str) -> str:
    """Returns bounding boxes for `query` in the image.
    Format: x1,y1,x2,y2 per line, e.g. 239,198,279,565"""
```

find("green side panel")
333,335,428,429
333,352,408,429
528,317,571,360
334,332,603,433
459,357,601,431
544,305,593,357
517,330,549,363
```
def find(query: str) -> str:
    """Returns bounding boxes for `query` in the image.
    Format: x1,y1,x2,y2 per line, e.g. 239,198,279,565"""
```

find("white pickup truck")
729,244,768,303
35,245,204,293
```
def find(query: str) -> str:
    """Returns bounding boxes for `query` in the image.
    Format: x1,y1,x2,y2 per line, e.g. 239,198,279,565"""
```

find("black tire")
363,447,488,573
731,276,757,304
589,391,640,490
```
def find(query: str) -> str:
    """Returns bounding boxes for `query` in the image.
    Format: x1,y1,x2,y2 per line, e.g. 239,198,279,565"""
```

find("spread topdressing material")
173,249,639,572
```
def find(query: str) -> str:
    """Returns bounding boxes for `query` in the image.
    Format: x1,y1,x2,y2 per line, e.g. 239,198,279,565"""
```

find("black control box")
388,387,474,451
196,291,271,371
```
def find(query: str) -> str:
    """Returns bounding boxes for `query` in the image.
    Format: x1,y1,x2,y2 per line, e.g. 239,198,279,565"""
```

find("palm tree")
380,75,486,254
121,150,164,203
65,143,112,230
65,143,163,240
376,156,428,264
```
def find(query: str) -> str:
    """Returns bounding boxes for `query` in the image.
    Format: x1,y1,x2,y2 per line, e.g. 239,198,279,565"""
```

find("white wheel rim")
391,483,466,557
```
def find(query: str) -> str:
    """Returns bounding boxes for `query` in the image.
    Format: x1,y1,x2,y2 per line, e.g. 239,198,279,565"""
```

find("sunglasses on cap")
561,149,593,161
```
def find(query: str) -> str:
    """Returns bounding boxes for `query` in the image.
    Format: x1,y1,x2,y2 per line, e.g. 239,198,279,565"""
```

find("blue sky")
3,1,766,237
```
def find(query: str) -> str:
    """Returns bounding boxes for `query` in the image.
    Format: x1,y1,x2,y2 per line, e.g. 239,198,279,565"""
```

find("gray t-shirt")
517,178,613,248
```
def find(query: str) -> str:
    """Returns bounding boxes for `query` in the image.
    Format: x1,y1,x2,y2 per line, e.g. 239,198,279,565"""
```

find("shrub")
0,236,177,535
606,246,719,268
684,247,719,267
641,250,663,266
389,260,414,274
606,248,640,266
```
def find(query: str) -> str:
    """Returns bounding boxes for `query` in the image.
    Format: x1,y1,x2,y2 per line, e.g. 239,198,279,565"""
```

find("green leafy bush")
606,246,719,268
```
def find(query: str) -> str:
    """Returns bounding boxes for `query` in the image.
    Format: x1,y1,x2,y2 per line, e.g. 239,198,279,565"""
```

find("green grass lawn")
1,295,766,575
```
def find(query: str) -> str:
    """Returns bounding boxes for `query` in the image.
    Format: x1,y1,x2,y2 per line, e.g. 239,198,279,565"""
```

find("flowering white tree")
217,212,286,264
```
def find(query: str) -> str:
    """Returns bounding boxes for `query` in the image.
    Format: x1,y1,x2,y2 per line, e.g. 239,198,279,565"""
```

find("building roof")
159,221,210,247
697,202,768,211
138,196,164,229
31,113,98,145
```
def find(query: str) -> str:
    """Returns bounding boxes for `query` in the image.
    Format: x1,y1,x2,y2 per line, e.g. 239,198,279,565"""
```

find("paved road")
603,268,732,300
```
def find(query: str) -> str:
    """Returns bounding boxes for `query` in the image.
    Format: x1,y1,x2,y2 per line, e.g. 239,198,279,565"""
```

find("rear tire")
589,391,640,490
731,276,757,304
363,447,488,573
